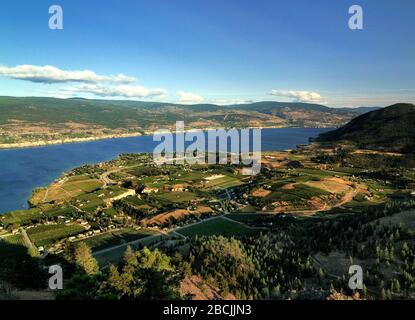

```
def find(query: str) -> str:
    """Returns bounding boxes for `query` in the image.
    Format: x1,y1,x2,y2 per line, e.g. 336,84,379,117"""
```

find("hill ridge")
316,103,415,152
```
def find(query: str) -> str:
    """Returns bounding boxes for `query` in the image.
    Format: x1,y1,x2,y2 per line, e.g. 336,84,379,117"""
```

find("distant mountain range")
337,106,381,114
0,96,381,147
317,103,415,153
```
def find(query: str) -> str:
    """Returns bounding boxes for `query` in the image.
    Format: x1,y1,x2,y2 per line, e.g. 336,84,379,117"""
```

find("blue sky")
0,0,414,107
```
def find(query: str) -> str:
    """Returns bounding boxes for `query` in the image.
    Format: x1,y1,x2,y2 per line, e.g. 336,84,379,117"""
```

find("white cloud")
209,98,253,105
270,89,324,103
62,84,168,99
177,91,204,104
0,64,136,84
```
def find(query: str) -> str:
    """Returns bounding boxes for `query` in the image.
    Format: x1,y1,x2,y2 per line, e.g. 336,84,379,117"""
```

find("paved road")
99,164,142,188
93,215,226,258
93,231,165,257
99,169,118,188
20,228,33,249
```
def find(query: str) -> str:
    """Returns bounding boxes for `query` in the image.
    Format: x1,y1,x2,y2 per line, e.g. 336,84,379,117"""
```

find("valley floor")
2,144,415,300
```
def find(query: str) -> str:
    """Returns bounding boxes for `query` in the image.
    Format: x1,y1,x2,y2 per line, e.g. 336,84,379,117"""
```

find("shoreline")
0,127,332,214
0,132,145,150
0,125,333,150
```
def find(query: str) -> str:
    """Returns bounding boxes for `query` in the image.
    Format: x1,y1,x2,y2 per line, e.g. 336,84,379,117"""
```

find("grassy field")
1,208,43,226
203,175,243,190
155,191,198,204
123,196,148,206
71,186,129,213
264,184,330,203
74,192,105,213
0,234,25,246
30,176,103,205
27,224,85,247
295,168,349,178
171,172,206,183
79,228,157,251
177,217,254,237
43,206,78,219
94,234,167,267
226,213,273,223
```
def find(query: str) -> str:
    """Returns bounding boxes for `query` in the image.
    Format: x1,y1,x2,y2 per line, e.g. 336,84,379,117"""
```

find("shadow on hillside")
0,241,47,298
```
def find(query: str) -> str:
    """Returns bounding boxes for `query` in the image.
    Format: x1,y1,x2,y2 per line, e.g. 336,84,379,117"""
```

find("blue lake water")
0,127,331,213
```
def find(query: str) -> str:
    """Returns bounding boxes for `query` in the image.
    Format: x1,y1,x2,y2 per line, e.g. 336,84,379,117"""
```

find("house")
142,187,159,194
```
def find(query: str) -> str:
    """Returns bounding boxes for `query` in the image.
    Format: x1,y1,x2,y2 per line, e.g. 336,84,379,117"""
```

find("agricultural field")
42,206,78,219
171,171,206,183
258,183,333,212
30,175,103,205
3,145,414,276
71,186,130,213
248,166,371,214
1,208,43,227
202,175,244,190
79,228,157,251
122,196,154,212
154,191,198,204
270,183,331,200
94,233,168,267
177,217,254,237
143,209,196,226
27,224,86,247
296,168,349,178
72,192,105,213
0,234,25,247
226,213,273,224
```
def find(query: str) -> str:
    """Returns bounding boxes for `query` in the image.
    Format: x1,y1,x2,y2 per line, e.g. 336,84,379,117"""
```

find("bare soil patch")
252,188,272,197
143,209,194,226
180,275,236,300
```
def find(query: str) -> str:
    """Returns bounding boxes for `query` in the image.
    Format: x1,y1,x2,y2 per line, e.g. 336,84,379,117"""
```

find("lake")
0,127,331,213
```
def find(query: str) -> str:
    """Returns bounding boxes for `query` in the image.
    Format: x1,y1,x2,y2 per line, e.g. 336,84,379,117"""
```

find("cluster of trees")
0,242,47,296
189,234,315,299
205,198,415,299
400,242,415,297
121,179,145,194
58,244,183,300
290,200,415,255
277,200,415,298
104,247,182,299
113,199,153,222
69,164,104,176
312,147,351,165
64,241,99,275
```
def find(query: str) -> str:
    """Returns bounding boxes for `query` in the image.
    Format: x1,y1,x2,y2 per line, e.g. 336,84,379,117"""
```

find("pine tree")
107,264,125,295
380,288,387,300
394,279,401,293
271,285,281,298
74,242,99,275
64,240,76,263
318,268,325,284
362,284,367,297
401,242,409,258
122,245,138,274
386,289,392,300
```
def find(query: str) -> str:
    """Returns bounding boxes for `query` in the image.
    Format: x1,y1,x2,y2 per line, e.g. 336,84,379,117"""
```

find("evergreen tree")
380,288,387,300
74,242,99,275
